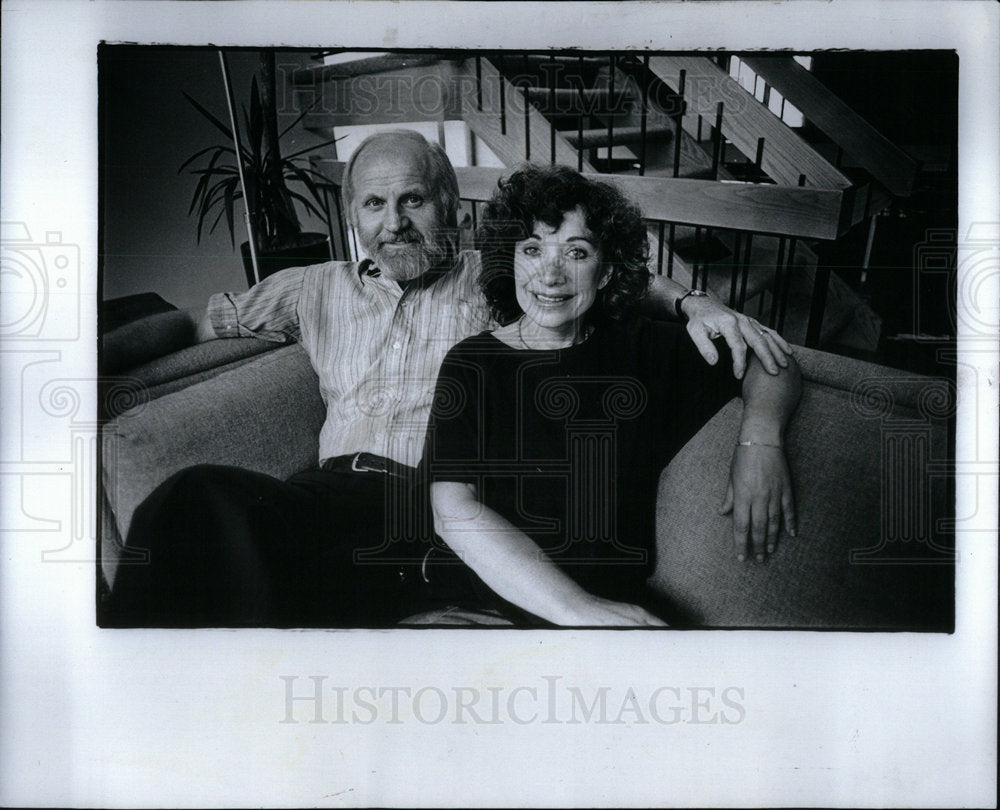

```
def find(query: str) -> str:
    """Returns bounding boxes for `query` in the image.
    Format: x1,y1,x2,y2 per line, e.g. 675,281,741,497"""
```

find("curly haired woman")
422,164,801,626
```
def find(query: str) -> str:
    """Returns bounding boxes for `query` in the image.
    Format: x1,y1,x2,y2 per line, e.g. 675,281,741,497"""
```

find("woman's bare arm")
431,481,667,627
720,351,802,561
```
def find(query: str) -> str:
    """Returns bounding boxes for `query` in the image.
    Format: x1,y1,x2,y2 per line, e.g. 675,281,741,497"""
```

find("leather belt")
322,452,415,479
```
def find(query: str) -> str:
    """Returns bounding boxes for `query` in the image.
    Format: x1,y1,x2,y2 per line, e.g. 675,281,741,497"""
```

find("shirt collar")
356,251,460,290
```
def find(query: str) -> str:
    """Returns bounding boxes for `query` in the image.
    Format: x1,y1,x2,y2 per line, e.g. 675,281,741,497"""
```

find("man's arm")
642,274,792,379
720,351,802,562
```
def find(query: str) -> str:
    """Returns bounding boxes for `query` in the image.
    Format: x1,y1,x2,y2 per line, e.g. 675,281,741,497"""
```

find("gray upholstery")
650,374,953,629
100,341,954,628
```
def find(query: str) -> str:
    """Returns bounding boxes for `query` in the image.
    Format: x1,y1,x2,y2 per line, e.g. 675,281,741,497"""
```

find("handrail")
739,56,919,197
648,56,852,191
312,159,847,240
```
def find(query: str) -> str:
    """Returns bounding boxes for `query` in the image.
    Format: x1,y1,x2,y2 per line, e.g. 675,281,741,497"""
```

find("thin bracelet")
736,440,783,450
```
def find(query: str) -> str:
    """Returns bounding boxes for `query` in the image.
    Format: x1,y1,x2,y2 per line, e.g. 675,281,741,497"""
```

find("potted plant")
180,51,342,286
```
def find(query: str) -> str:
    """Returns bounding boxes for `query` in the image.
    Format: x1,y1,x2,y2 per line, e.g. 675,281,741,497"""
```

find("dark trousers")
104,463,471,628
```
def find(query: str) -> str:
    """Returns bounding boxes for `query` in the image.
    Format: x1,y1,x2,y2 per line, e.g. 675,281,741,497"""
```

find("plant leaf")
249,77,264,158
178,144,227,174
183,91,235,142
281,135,345,162
285,188,326,221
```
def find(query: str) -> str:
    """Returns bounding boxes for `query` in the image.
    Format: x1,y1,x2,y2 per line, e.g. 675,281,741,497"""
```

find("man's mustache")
376,230,424,247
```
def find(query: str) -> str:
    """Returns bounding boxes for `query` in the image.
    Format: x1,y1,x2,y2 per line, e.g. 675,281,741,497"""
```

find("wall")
101,46,326,311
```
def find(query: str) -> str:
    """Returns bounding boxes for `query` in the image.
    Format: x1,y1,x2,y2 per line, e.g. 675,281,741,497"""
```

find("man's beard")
363,228,453,282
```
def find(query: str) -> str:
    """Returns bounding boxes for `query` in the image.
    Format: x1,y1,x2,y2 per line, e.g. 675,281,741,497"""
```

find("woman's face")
513,207,608,339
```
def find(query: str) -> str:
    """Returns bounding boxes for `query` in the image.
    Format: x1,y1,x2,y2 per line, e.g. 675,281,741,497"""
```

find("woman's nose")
538,250,566,284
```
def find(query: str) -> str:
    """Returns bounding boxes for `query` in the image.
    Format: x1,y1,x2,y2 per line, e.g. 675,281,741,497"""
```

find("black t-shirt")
423,316,738,604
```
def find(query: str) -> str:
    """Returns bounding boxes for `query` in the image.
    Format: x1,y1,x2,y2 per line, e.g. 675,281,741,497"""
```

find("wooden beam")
450,58,596,171
649,56,852,190
740,56,919,197
291,53,441,85
312,160,845,240
456,168,844,239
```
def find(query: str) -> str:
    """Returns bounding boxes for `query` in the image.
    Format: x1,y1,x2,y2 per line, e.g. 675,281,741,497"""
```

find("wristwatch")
675,288,708,320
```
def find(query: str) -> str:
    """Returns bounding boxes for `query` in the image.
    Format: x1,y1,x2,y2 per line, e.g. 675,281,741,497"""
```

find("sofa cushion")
125,337,281,395
649,353,954,629
102,344,326,585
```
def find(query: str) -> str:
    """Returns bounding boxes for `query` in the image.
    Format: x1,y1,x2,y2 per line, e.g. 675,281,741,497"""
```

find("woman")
422,165,800,627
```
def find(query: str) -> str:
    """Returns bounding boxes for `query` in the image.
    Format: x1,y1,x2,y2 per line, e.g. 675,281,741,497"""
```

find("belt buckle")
350,452,370,473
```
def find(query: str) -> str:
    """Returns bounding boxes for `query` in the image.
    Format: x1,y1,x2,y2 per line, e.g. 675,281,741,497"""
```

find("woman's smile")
513,206,608,345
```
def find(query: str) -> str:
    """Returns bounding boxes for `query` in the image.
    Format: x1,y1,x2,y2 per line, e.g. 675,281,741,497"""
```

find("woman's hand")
719,444,797,563
558,594,669,627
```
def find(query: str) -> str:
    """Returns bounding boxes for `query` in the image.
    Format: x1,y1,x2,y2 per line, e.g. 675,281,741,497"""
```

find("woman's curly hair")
475,164,651,325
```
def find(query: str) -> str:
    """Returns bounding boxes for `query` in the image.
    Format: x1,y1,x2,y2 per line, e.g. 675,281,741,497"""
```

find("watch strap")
674,288,708,320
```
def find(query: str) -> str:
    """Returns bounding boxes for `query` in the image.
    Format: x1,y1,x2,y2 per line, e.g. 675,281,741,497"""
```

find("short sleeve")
206,265,306,343
421,341,486,486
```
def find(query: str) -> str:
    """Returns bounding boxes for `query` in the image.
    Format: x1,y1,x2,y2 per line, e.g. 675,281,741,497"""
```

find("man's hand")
720,444,797,563
681,293,792,380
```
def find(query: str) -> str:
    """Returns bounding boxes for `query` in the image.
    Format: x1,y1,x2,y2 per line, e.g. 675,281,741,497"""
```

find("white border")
1,1,997,807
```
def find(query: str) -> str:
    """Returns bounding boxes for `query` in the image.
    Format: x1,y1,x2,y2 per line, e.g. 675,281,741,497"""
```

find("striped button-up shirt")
207,251,495,468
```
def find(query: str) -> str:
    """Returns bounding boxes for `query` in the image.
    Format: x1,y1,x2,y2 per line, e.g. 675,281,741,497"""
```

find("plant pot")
240,232,332,287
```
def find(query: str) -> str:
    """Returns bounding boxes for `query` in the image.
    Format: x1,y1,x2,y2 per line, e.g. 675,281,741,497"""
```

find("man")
106,129,792,627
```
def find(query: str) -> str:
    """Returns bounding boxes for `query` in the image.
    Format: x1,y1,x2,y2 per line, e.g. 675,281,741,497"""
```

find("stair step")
561,125,674,149
523,87,634,116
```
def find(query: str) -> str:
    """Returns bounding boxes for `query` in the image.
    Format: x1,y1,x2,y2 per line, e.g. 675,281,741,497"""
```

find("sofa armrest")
649,347,954,629
101,343,326,587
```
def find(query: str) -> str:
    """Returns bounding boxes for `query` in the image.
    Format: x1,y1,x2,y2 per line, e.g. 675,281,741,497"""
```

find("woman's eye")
567,247,589,260
520,244,541,257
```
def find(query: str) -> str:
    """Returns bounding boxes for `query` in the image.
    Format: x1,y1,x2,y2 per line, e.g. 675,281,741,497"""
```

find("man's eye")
363,198,384,209
402,194,424,207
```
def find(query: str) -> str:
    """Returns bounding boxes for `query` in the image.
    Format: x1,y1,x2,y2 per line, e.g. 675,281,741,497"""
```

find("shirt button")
393,341,401,350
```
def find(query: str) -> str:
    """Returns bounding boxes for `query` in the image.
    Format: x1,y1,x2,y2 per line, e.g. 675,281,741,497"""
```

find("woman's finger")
639,609,670,627
750,498,769,562
767,499,782,555
782,481,797,538
732,498,751,562
719,481,734,515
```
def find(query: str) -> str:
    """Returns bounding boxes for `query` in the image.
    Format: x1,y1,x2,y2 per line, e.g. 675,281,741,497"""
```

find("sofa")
99,306,955,630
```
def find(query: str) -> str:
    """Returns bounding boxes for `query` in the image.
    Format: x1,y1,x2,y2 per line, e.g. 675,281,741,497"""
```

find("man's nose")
383,204,408,232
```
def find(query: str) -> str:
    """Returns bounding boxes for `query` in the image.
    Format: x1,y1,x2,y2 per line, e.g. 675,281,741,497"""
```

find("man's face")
350,141,450,281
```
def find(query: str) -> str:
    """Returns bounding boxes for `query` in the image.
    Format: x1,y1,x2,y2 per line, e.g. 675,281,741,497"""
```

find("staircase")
291,51,920,348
